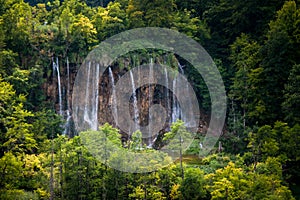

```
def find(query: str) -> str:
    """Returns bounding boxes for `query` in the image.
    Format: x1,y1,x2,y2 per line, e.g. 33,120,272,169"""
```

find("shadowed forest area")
0,0,300,199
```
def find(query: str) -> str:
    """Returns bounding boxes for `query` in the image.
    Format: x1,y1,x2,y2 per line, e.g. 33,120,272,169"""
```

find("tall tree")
126,0,176,28
229,34,261,126
282,64,300,125
180,168,206,199
204,0,285,59
0,0,34,67
257,1,300,124
0,77,36,155
163,120,194,179
93,2,126,41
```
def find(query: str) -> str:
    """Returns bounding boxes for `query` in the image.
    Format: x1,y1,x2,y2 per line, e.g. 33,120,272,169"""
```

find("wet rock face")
47,54,207,146
97,64,169,144
44,59,79,136
43,61,75,112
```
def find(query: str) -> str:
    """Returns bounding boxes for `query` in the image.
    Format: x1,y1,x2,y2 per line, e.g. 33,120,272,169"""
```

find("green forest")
0,0,300,199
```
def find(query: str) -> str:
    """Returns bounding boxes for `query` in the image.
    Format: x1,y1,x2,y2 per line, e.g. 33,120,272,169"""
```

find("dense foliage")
0,0,299,199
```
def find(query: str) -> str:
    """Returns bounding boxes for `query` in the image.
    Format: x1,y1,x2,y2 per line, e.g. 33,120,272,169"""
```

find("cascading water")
177,62,195,127
130,70,139,133
93,63,100,130
171,62,193,125
178,62,185,123
184,79,196,127
52,59,56,77
53,57,63,116
148,58,153,145
83,62,100,131
164,67,170,128
66,57,70,111
63,57,71,135
84,62,92,128
108,67,118,127
172,76,180,123
178,62,184,74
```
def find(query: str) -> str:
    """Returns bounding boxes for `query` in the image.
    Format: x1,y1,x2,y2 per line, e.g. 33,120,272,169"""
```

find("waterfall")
164,67,170,127
53,57,63,116
171,62,189,124
184,78,196,127
63,110,72,135
177,62,195,127
83,62,99,131
63,57,71,135
52,59,56,77
57,57,62,116
178,62,185,123
66,57,70,111
83,62,94,129
172,75,175,123
130,70,139,132
84,62,91,127
108,67,118,127
148,58,153,145
178,62,184,74
172,78,180,122
93,63,100,130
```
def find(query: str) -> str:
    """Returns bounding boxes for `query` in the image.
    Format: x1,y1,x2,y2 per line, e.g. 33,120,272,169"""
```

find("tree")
227,1,300,126
204,0,285,59
129,130,143,150
0,152,48,199
70,13,97,56
257,1,300,124
0,77,49,199
247,121,300,182
163,120,194,179
0,0,34,67
93,2,126,41
282,64,300,125
229,34,261,128
2,103,36,154
126,0,175,28
126,0,145,28
180,167,206,199
31,109,63,148
172,9,210,44
0,77,36,155
205,161,295,199
156,164,182,198
0,152,23,190
175,0,218,19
